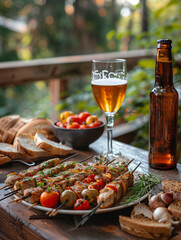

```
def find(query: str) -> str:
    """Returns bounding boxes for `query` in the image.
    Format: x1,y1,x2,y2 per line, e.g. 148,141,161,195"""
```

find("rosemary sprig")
120,173,161,205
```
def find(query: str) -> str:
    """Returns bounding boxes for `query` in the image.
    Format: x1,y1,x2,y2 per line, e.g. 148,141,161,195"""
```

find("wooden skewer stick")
61,153,78,163
106,158,117,165
0,189,21,201
76,201,103,228
132,162,141,173
0,184,11,190
46,199,68,216
27,203,38,209
78,155,95,163
4,186,13,191
8,194,31,203
125,158,134,167
4,188,20,196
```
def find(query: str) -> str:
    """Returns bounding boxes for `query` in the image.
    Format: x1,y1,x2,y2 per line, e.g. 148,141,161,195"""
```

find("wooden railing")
0,49,156,119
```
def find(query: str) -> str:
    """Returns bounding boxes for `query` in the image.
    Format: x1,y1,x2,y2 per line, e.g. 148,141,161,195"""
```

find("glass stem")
106,113,114,154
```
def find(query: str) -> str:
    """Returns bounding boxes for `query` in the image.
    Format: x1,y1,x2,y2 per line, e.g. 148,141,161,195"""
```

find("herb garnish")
120,173,161,205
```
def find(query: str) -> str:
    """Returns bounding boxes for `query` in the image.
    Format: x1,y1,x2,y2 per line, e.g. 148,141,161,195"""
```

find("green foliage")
55,81,102,117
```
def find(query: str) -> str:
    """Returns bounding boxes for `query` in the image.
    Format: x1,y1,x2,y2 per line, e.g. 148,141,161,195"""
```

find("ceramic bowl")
52,121,105,149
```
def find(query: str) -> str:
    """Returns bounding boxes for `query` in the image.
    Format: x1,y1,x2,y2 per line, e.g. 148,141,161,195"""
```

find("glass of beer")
91,59,127,159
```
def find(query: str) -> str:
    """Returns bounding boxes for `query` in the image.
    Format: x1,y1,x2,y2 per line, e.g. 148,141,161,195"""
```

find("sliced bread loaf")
2,118,30,144
15,133,53,159
34,131,72,156
0,115,20,135
119,215,172,240
162,180,181,200
0,142,23,159
15,118,53,137
168,200,181,223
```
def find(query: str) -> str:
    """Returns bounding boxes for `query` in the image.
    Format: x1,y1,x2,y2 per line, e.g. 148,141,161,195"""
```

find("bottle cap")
157,39,172,44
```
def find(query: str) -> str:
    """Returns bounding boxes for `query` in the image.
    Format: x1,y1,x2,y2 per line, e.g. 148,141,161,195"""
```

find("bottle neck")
155,47,173,87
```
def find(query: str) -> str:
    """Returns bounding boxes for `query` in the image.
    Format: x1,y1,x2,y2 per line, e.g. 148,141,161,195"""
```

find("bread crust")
119,215,172,240
168,200,181,223
2,118,28,144
15,118,52,136
16,134,53,159
162,180,181,200
34,132,72,156
0,142,23,159
0,115,20,135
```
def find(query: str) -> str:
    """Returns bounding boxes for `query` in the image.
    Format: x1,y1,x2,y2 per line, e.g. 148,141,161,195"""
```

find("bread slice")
15,133,53,159
0,154,11,165
0,115,20,135
119,215,172,240
162,180,181,200
34,131,72,156
168,200,181,223
131,203,153,219
2,118,29,144
0,142,23,159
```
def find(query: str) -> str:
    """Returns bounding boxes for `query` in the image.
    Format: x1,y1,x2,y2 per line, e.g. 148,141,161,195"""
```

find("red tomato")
67,122,80,129
66,115,81,124
59,111,74,123
85,115,98,125
73,198,90,210
56,121,67,128
40,190,59,208
79,112,91,124
79,124,90,129
89,121,102,128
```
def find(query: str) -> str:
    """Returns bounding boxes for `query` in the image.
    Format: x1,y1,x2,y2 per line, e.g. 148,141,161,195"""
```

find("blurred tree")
0,0,122,118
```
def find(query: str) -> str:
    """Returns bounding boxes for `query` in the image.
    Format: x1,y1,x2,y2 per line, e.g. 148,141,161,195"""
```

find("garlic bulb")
153,207,179,225
148,194,166,210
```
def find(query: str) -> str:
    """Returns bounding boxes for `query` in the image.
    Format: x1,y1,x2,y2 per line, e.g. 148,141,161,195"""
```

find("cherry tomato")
73,198,90,210
66,115,81,124
85,115,98,125
56,121,67,128
59,111,74,123
79,124,90,129
40,190,59,208
79,112,91,124
89,121,102,128
67,122,80,129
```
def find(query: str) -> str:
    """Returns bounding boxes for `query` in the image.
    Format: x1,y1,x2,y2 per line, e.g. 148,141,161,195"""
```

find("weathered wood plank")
0,49,155,87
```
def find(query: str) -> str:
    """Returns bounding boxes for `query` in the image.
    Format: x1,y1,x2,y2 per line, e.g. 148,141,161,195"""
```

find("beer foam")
91,78,127,86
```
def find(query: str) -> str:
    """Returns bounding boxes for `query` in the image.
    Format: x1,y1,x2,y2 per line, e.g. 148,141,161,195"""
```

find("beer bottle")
149,39,178,169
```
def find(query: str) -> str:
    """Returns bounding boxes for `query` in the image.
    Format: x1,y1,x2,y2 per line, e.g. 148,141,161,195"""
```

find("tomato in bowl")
52,111,105,149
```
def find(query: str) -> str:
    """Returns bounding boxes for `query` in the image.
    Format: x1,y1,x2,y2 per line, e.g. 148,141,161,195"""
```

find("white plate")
13,190,150,215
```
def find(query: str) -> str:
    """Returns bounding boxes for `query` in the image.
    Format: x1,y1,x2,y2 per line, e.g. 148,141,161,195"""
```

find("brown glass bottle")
149,39,178,169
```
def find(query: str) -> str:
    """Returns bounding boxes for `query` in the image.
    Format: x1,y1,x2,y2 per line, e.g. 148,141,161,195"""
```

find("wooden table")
0,137,181,240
